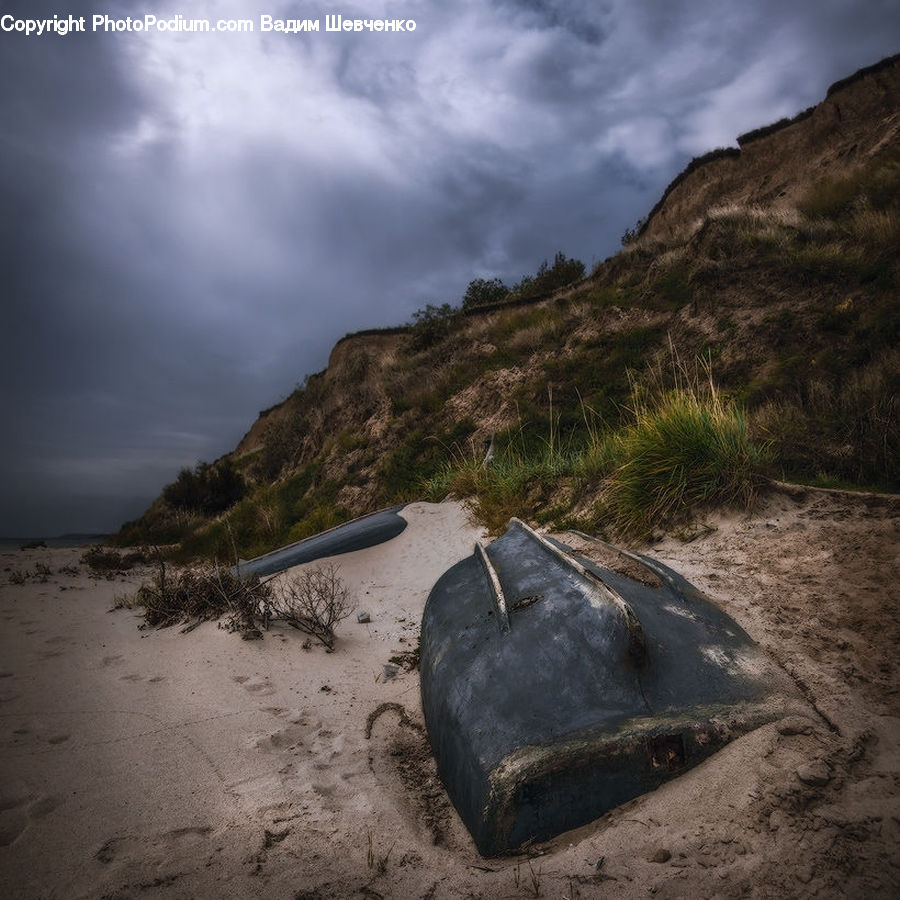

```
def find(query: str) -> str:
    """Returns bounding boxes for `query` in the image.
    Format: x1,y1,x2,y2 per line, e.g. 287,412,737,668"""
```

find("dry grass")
751,347,898,488
131,557,355,648
134,558,271,633
425,357,769,538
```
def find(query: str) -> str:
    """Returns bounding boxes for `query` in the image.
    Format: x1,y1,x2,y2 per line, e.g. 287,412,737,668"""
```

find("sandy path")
1,493,897,898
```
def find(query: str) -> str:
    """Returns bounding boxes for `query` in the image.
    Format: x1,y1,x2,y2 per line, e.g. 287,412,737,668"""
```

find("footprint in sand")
95,825,215,865
0,784,63,847
233,675,275,696
253,723,306,752
251,711,308,753
101,654,123,667
0,787,30,847
28,795,61,819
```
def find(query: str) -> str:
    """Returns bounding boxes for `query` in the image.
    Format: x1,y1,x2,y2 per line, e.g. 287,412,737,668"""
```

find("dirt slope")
640,53,900,244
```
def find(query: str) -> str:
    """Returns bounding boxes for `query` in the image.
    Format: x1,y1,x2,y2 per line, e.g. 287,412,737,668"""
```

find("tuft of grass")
423,441,578,534
595,376,769,537
425,359,769,539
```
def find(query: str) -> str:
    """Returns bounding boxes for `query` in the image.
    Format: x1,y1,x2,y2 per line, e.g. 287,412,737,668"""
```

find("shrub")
270,563,355,650
131,555,355,647
82,545,148,573
134,557,272,633
621,217,647,246
461,277,509,310
162,459,244,515
407,303,460,351
510,251,586,299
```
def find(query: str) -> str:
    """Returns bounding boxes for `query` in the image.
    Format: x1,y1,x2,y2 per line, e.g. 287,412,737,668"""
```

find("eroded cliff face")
640,54,900,245
232,55,900,491
233,331,405,460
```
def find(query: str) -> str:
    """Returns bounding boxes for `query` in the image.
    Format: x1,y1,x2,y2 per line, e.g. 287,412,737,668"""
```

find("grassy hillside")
115,61,899,560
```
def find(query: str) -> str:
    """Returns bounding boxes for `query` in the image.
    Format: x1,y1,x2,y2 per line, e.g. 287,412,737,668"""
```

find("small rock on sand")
778,717,814,736
796,761,831,786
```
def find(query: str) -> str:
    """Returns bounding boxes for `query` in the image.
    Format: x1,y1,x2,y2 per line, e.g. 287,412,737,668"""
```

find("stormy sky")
1,1,897,536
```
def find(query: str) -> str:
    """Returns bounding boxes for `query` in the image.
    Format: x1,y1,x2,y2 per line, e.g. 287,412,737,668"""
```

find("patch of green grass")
379,420,477,503
646,264,693,309
800,155,900,220
717,315,737,335
483,305,565,348
526,325,667,433
816,303,859,334
424,360,768,538
173,462,348,562
593,384,769,537
423,442,578,533
336,428,368,452
285,504,348,543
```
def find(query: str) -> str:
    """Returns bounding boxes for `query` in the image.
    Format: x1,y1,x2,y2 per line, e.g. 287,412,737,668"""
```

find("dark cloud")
1,1,898,535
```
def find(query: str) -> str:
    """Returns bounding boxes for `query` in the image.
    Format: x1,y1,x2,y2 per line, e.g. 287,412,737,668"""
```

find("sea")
0,534,109,551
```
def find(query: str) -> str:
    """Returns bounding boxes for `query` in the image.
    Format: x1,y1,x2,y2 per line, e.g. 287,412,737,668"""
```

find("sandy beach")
1,496,897,898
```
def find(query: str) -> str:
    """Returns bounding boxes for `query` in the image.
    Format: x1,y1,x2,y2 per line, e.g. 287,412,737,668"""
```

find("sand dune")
1,495,897,898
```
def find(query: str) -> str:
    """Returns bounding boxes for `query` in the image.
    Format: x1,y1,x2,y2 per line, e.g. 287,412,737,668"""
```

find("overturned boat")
233,505,408,578
420,518,805,856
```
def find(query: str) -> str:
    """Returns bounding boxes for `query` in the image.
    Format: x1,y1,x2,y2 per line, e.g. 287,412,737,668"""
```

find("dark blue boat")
420,518,805,856
233,505,407,578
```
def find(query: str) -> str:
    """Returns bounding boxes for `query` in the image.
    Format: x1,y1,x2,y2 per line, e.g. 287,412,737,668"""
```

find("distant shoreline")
0,534,109,550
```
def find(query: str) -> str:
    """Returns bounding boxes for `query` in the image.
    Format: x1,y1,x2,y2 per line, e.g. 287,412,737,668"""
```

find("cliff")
116,55,899,557
639,53,900,244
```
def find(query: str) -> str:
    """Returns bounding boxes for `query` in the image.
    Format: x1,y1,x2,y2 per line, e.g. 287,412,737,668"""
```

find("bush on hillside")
162,459,244,515
511,251,586,299
621,217,647,246
407,303,460,351
461,277,510,310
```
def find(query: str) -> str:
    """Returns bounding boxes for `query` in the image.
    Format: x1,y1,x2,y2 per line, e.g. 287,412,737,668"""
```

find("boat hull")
234,505,407,578
420,519,805,856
